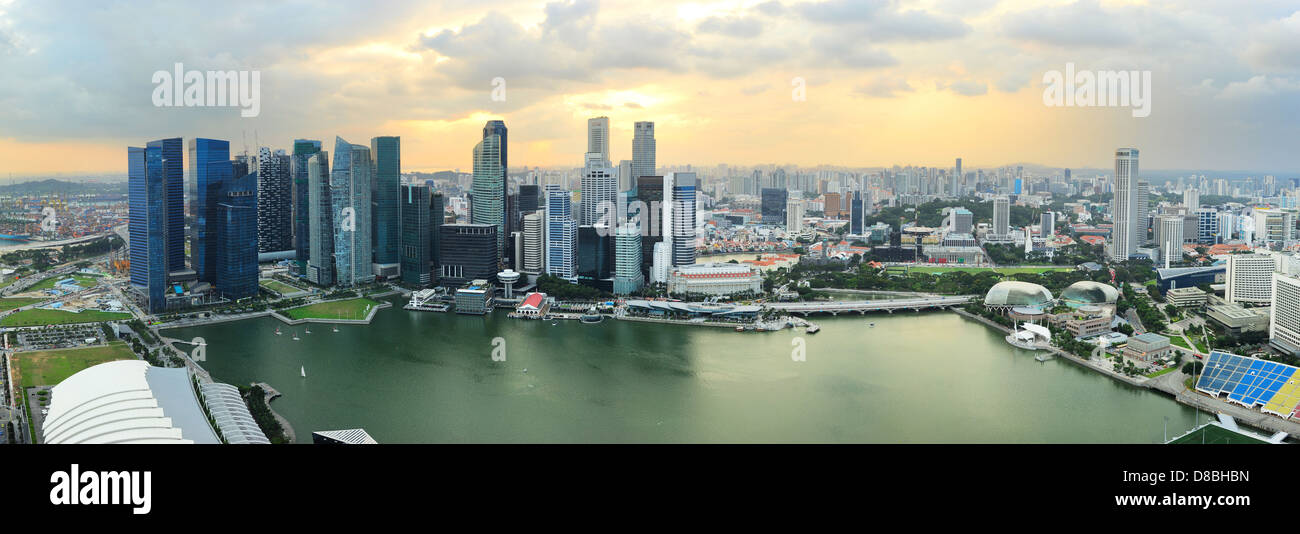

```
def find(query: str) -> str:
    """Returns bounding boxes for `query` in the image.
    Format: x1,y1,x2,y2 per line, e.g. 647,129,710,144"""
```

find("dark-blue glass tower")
149,137,185,274
128,144,169,313
215,167,259,299
188,138,230,283
371,136,401,271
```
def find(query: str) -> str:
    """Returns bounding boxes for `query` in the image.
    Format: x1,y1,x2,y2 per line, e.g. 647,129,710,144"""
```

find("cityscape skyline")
2,0,1300,176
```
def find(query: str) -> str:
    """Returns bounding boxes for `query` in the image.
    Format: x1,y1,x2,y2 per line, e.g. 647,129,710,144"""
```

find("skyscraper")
307,151,334,286
545,184,577,282
850,191,864,234
761,188,788,223
1041,211,1055,237
214,166,258,299
1158,215,1183,269
993,196,1010,237
521,212,544,275
473,130,505,264
613,223,643,295
953,158,962,196
632,122,655,180
664,172,697,267
292,139,322,275
581,157,617,226
439,223,498,287
587,116,610,166
188,138,230,283
1111,148,1140,261
256,147,293,253
1136,181,1150,246
371,136,401,274
636,175,663,275
128,144,169,313
331,137,374,286
400,184,433,286
1184,189,1200,212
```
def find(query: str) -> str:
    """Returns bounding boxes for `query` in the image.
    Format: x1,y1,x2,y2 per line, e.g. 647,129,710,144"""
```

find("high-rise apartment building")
993,196,1010,237
1136,180,1150,246
522,212,544,275
256,147,293,253
1158,215,1184,269
1110,148,1139,261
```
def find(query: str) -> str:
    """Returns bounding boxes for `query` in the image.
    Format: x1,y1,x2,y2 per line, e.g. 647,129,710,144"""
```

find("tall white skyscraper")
664,172,697,267
1184,189,1200,212
1158,215,1183,269
587,116,610,166
581,156,617,226
1110,148,1139,262
787,199,805,233
521,212,543,275
1136,181,1150,246
632,121,655,180
544,184,576,282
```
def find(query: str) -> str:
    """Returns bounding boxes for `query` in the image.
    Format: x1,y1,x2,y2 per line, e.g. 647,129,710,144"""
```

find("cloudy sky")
0,0,1298,177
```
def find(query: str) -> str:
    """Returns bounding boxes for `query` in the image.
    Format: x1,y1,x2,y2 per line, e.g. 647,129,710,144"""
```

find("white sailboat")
300,366,306,378
292,330,300,341
332,325,339,333
275,326,282,336
304,326,311,334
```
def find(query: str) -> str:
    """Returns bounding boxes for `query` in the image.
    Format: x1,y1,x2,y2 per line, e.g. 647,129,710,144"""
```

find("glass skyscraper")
545,184,577,282
292,139,322,275
371,136,401,270
632,122,655,180
215,166,258,299
149,137,185,274
400,184,433,286
128,145,168,313
331,137,374,286
188,138,230,283
307,151,335,286
472,131,505,265
666,172,697,267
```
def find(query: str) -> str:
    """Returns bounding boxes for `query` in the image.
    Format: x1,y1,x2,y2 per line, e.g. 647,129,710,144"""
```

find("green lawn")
260,279,304,295
909,266,1074,275
0,308,131,327
1163,334,1192,350
13,342,137,388
281,297,382,320
1144,366,1177,379
0,297,48,312
1167,423,1269,444
25,274,101,293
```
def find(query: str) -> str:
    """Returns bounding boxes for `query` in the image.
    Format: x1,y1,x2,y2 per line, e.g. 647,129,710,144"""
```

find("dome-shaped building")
984,281,1054,310
1060,281,1119,308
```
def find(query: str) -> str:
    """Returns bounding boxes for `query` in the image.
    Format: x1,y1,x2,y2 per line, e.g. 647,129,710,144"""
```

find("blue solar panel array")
1196,351,1297,408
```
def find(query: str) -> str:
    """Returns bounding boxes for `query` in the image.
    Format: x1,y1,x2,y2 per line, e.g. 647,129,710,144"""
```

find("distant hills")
0,179,126,195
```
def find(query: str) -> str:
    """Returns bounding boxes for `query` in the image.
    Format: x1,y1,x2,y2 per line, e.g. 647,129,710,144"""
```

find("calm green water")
165,298,1201,443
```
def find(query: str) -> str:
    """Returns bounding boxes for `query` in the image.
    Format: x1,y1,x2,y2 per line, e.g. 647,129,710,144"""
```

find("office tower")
256,147,293,253
140,138,186,275
618,160,634,192
1136,181,1150,246
1271,273,1300,355
787,200,805,233
632,121,655,180
993,196,1010,237
1254,208,1295,247
473,130,505,263
1041,211,1055,237
522,212,544,275
850,191,864,234
438,224,498,287
1013,178,1022,195
291,139,322,275
128,144,169,313
545,184,577,282
1184,189,1200,212
1218,212,1236,241
587,116,610,166
1110,148,1139,261
518,184,540,214
581,159,617,226
370,136,401,274
307,151,334,285
636,175,664,274
665,172,697,267
400,184,434,286
430,192,445,278
953,158,962,196
1158,215,1183,268
331,137,374,286
214,166,258,299
823,192,842,217
948,208,973,235
1196,208,1217,244
613,225,644,295
1226,253,1277,305
761,188,788,223
577,224,612,288
188,138,230,283
650,242,670,284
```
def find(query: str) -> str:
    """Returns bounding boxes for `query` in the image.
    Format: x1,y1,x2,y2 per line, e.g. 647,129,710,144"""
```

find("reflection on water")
165,298,1199,443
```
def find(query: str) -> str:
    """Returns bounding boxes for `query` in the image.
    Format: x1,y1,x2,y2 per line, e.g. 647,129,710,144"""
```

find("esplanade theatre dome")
983,281,1054,309
1060,281,1119,307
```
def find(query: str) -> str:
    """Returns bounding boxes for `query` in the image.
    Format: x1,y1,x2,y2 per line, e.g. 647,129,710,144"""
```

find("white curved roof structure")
42,360,266,445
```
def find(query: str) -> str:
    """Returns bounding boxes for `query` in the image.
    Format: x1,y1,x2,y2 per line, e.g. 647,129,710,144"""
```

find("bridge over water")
764,295,976,316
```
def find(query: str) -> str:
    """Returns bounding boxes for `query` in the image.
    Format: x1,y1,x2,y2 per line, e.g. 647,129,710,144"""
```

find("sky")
0,0,1298,178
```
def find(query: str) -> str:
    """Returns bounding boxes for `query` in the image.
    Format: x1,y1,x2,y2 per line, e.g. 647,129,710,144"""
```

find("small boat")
275,326,282,336
522,368,528,373
806,325,820,334
551,322,557,326
300,366,306,378
736,326,745,332
332,325,339,333
1034,354,1050,362
868,323,875,328
292,330,300,341
304,327,311,334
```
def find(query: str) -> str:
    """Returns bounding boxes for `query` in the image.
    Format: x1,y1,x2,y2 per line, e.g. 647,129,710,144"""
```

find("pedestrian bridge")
764,295,975,315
